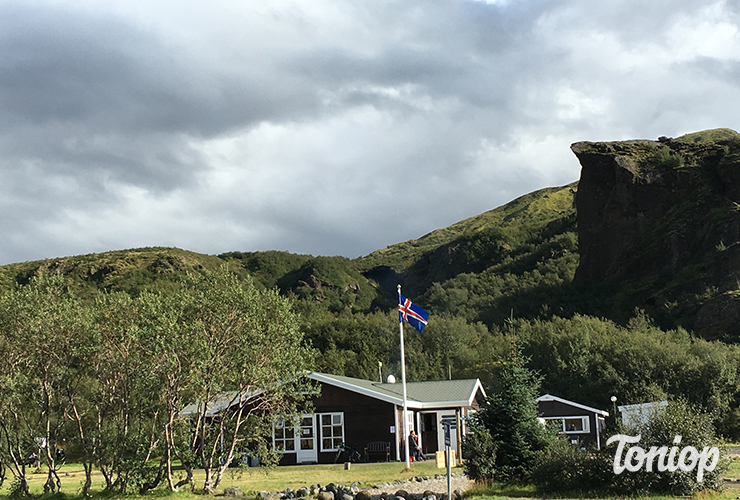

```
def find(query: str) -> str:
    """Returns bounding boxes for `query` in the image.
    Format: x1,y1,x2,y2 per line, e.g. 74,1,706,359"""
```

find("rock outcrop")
571,128,740,338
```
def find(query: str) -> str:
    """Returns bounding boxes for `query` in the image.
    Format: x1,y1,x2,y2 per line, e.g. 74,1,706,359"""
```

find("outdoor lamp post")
611,395,617,427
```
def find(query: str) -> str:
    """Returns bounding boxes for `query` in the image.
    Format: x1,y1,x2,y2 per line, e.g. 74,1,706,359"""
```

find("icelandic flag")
398,293,429,333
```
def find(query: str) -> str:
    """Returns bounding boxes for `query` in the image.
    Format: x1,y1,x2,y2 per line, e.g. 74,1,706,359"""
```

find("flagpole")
398,284,411,469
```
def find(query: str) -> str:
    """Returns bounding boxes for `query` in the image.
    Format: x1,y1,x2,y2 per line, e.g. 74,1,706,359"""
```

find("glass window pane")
565,418,584,431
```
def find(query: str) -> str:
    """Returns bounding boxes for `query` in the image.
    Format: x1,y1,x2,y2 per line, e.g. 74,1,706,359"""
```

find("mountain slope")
572,128,740,339
0,183,579,324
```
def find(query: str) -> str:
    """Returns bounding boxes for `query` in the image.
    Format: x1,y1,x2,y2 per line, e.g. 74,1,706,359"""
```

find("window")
273,419,295,452
319,413,344,451
543,416,589,434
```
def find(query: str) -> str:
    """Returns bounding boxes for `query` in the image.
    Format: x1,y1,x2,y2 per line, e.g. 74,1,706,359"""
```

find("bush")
462,422,497,482
464,355,555,483
532,400,729,496
532,440,615,495
630,399,728,494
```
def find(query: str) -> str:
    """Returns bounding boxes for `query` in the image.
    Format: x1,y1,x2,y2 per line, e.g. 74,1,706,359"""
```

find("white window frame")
273,418,297,453
318,412,345,452
542,415,590,434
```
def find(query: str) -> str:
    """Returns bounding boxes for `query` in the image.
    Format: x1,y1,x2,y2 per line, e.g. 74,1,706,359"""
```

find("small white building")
617,401,668,429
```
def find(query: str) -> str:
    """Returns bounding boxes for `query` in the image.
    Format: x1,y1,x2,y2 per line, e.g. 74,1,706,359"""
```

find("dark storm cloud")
0,0,739,265
0,1,326,193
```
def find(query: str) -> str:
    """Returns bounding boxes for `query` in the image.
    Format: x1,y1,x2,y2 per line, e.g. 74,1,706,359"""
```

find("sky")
1,0,740,265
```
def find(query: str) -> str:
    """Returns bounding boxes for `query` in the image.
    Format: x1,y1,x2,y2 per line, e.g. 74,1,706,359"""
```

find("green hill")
5,131,740,437
0,247,226,298
0,182,580,322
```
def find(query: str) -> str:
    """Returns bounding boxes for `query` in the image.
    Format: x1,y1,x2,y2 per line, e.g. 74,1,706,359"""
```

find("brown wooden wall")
314,383,397,463
277,382,399,465
537,399,603,447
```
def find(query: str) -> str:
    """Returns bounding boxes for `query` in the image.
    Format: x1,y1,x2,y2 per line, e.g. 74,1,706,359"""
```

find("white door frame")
295,414,318,463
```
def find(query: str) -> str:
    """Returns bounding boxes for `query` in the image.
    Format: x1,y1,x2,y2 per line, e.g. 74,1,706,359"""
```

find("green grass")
465,483,737,500
3,460,738,500
0,461,446,497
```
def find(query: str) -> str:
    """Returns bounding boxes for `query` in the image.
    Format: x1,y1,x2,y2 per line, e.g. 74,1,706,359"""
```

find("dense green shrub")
532,400,729,496
462,422,497,482
464,355,556,483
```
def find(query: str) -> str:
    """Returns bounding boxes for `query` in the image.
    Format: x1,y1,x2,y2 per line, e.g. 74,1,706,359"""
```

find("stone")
296,487,309,498
258,491,272,499
317,491,334,500
224,487,243,497
395,490,410,500
356,491,372,500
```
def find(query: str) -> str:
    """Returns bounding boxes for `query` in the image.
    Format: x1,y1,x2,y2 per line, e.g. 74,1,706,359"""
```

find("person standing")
409,430,425,461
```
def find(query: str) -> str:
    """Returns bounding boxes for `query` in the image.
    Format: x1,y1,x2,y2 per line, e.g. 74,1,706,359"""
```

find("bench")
364,441,391,462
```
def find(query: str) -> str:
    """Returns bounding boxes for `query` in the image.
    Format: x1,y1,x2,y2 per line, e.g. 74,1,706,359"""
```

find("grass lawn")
0,461,446,497
464,483,739,500
2,459,739,499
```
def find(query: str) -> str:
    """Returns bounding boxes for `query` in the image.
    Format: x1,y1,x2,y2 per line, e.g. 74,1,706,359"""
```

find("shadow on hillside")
477,280,619,327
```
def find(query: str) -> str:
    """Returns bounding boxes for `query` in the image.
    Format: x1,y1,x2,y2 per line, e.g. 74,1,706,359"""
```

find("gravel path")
368,474,474,496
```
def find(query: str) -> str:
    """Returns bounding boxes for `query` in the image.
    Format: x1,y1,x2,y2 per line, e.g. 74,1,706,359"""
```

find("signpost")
441,416,457,500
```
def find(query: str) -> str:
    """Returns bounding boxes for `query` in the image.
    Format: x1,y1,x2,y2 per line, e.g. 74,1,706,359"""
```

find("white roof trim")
537,394,609,417
309,373,485,410
309,372,412,407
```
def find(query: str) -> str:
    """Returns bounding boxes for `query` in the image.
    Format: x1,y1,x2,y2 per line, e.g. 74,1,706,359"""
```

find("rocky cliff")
572,128,740,339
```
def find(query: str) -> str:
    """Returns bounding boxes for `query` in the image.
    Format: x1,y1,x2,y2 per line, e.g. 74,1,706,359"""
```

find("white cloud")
2,0,740,264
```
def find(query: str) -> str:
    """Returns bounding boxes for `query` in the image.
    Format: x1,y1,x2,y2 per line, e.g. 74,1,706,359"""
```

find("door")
436,410,458,452
421,413,438,454
296,415,317,463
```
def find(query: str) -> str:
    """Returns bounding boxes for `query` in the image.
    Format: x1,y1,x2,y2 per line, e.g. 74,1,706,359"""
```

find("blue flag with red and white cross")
398,293,429,333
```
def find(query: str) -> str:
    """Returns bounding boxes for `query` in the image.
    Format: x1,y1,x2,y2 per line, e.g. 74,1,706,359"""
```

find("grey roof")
309,372,486,409
179,388,264,418
178,372,485,419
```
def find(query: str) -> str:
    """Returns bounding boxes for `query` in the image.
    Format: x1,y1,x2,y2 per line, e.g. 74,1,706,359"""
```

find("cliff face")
572,129,740,339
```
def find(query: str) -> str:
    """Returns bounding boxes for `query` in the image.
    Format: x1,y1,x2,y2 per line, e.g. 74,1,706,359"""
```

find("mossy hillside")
0,247,227,298
277,256,379,313
357,183,577,273
219,250,314,289
0,182,581,322
674,128,740,144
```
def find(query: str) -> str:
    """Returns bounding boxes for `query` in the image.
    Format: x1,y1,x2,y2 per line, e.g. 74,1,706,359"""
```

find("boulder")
356,491,372,500
224,487,243,497
317,491,334,500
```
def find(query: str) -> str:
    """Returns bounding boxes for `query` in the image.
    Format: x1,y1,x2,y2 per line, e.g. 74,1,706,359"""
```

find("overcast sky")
1,0,739,265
